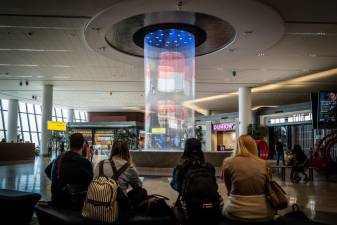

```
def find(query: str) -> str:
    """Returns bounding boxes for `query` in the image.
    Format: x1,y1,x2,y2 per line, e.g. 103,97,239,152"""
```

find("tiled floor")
1,156,337,224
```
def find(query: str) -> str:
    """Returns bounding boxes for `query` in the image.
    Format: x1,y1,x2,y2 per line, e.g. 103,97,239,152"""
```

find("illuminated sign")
47,121,66,131
151,128,166,134
213,123,236,131
270,113,312,125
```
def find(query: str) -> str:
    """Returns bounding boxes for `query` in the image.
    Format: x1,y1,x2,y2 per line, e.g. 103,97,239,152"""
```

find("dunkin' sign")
213,123,236,131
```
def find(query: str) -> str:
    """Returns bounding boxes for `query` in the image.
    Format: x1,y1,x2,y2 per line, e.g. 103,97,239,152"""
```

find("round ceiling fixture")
133,23,206,49
85,0,284,66
104,11,236,57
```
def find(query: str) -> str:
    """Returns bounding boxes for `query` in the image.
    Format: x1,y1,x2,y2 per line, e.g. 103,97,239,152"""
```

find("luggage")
276,204,327,225
137,195,173,217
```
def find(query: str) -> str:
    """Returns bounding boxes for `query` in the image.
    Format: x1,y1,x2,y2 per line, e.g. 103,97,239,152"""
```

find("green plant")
114,128,137,150
195,126,205,145
247,124,268,140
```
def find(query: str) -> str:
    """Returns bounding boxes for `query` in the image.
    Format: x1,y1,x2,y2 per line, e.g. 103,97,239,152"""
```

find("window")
2,99,8,110
28,114,37,132
23,132,31,143
3,111,8,131
0,130,4,141
20,113,29,131
31,132,39,145
35,105,42,115
0,111,3,131
36,115,42,131
27,104,34,114
56,108,62,118
0,97,87,143
19,102,26,113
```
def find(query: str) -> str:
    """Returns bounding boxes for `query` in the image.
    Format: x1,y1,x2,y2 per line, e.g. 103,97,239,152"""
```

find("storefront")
67,121,143,151
212,122,237,151
261,111,313,157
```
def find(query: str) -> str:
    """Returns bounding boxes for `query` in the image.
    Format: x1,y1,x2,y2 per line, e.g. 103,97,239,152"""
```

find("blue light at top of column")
145,29,195,49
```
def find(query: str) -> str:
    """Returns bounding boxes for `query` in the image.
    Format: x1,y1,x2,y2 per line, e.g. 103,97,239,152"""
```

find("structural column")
67,108,74,123
41,85,53,156
238,87,252,136
7,99,18,142
205,121,213,152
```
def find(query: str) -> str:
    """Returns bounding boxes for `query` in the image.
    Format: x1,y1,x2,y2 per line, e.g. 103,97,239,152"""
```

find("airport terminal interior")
0,0,337,224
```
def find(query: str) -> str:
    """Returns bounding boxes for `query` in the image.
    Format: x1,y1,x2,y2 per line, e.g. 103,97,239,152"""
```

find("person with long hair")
290,144,309,182
93,140,142,194
170,138,209,192
222,135,274,222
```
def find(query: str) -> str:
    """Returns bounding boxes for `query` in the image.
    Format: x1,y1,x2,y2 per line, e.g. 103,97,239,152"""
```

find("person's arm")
222,161,232,196
44,160,54,179
81,160,93,186
170,168,179,192
126,166,142,190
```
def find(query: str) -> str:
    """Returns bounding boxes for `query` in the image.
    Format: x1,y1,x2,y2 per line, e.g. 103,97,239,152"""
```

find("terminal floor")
0,156,337,225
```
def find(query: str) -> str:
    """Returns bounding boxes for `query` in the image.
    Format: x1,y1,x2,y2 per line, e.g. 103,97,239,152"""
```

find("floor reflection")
0,157,52,200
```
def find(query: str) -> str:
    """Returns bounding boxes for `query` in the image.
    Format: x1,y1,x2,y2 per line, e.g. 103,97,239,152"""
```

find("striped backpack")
82,160,129,223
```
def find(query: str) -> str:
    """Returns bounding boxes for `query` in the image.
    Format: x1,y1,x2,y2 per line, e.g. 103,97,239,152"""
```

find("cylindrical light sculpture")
144,28,195,150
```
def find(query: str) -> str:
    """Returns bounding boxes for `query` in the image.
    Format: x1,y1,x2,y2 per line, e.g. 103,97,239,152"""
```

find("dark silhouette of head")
293,144,303,154
69,133,84,151
182,138,204,161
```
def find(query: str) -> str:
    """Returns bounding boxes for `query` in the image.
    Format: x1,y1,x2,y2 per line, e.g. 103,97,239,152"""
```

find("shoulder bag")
265,167,288,210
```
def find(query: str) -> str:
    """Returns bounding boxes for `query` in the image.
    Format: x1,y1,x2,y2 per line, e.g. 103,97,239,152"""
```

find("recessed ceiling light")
257,53,265,56
309,53,317,57
317,32,327,36
243,30,254,35
16,75,33,78
0,63,39,67
54,76,71,79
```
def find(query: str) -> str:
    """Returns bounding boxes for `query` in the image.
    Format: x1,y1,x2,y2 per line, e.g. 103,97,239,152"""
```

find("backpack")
179,160,221,219
55,154,88,210
82,160,130,223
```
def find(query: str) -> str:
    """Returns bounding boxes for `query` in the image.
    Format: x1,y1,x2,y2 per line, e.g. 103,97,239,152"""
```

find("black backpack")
179,160,221,220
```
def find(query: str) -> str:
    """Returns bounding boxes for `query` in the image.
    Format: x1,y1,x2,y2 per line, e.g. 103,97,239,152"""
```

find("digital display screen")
319,91,337,127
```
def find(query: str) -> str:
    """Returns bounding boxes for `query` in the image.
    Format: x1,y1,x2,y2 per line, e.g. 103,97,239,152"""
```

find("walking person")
276,138,285,166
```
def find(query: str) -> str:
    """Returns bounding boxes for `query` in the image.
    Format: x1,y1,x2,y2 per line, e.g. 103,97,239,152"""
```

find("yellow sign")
151,128,166,134
47,121,66,131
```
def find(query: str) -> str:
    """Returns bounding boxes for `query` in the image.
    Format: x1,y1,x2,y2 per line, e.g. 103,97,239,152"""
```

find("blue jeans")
277,152,285,165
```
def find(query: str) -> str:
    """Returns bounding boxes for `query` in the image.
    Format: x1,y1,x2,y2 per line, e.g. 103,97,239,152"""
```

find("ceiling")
0,0,336,113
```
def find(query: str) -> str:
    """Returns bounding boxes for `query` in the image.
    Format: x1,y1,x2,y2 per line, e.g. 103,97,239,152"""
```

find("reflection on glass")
144,29,195,150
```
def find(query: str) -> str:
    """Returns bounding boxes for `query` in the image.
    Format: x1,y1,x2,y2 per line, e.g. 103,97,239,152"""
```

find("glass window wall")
0,98,87,145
